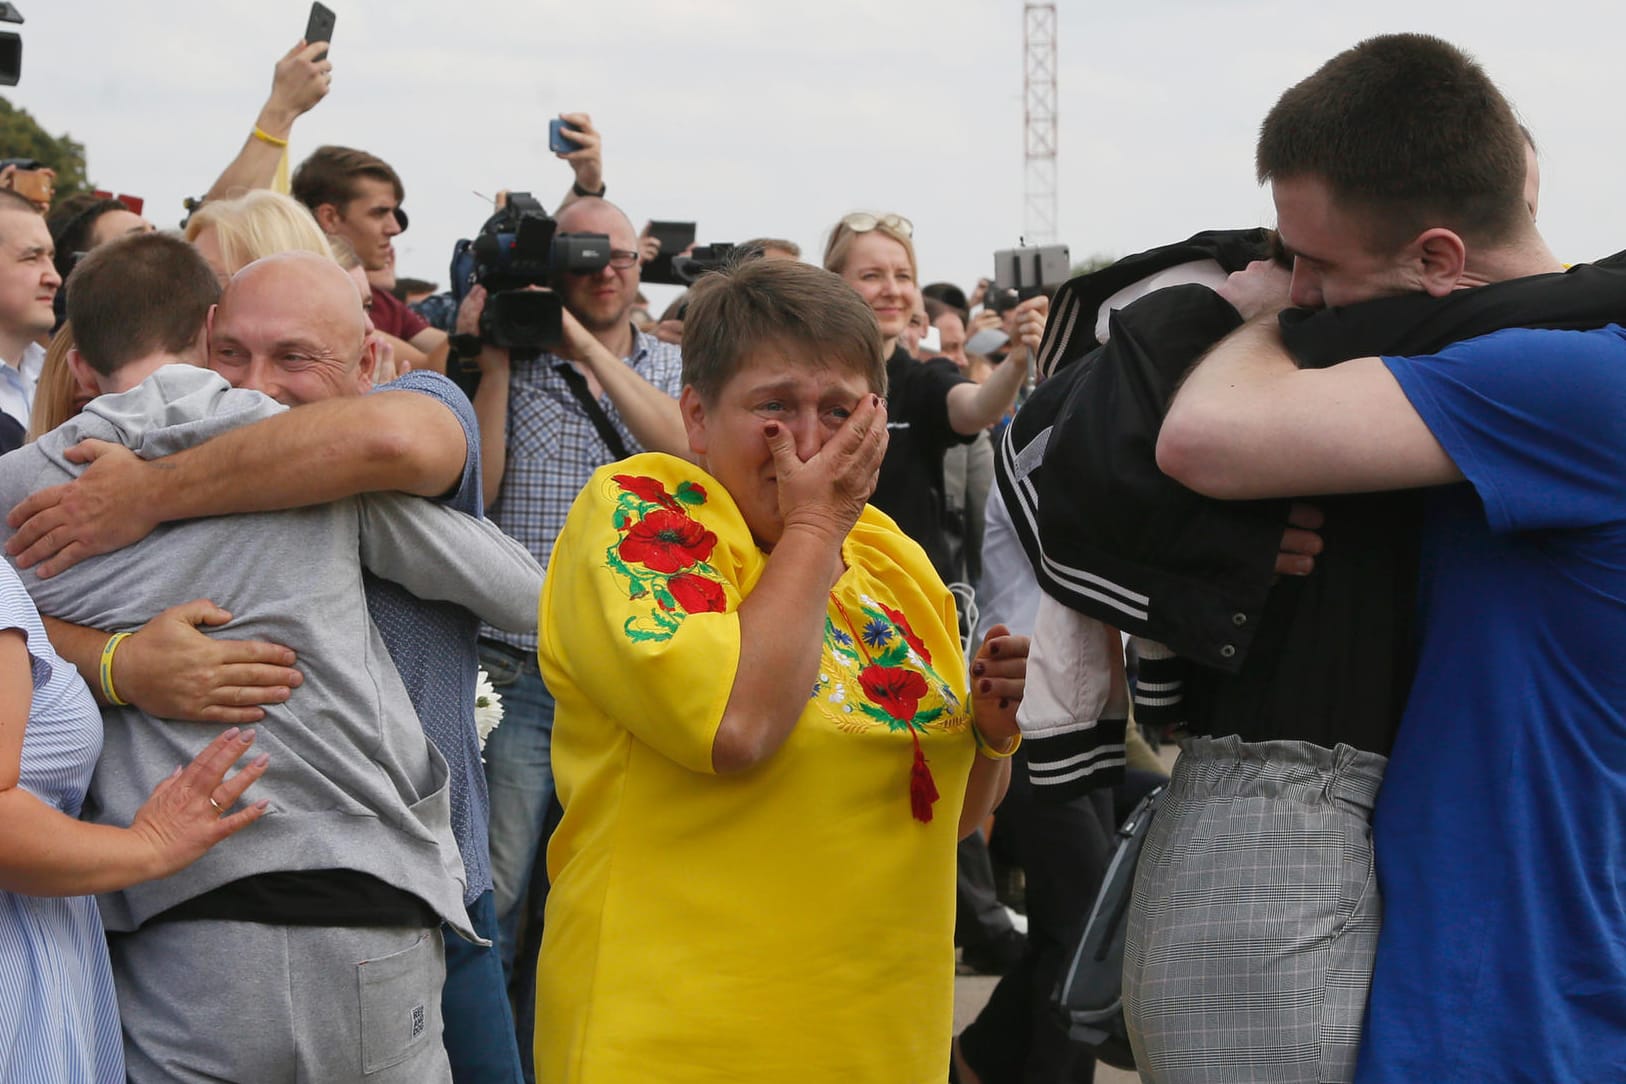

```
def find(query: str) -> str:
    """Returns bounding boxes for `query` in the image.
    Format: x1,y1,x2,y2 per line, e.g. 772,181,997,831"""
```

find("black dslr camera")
467,192,610,351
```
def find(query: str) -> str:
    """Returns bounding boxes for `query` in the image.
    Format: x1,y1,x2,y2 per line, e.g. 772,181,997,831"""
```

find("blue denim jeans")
477,640,557,978
443,891,523,1083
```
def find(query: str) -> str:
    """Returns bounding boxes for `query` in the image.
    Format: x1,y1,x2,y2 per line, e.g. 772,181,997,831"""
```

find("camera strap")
555,362,631,461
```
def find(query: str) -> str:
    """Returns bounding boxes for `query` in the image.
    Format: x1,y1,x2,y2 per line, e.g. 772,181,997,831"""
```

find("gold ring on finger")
208,797,225,815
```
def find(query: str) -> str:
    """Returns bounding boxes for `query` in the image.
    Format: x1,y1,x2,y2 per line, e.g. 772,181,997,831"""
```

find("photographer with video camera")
452,191,685,1009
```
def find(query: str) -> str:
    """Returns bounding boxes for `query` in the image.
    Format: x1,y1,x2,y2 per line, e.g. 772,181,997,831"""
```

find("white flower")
475,668,504,751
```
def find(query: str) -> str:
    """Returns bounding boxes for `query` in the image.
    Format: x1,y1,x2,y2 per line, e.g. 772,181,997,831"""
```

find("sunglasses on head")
839,212,913,239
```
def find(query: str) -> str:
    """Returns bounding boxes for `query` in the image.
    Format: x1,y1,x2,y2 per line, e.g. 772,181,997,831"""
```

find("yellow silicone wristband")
972,726,1021,760
252,126,289,148
99,632,131,706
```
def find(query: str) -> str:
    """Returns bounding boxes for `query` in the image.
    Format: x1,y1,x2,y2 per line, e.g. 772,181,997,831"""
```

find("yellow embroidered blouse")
535,453,976,1083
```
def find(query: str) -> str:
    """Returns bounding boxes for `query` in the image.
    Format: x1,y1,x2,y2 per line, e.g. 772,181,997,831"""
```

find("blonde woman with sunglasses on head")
822,213,1046,581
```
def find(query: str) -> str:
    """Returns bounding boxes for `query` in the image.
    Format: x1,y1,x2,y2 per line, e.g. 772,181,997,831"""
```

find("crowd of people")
0,24,1621,1084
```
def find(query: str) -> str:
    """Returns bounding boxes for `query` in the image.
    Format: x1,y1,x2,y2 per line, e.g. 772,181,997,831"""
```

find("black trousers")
957,828,1017,949
960,751,1116,1084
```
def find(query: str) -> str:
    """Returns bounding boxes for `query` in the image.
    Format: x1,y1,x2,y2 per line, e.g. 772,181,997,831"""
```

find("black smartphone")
304,2,336,60
639,220,697,286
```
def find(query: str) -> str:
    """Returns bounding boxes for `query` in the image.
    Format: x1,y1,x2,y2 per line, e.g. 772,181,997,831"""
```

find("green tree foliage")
1071,252,1117,278
0,96,91,197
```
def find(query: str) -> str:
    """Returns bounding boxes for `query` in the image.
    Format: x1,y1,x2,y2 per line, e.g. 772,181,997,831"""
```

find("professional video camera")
0,4,23,87
465,192,611,351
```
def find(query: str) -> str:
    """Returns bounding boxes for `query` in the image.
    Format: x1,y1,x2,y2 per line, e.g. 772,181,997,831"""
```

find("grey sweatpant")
1122,735,1386,1084
109,920,452,1084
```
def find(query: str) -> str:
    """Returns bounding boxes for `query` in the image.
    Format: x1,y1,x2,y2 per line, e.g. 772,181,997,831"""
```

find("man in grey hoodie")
0,237,541,1083
11,233,541,1079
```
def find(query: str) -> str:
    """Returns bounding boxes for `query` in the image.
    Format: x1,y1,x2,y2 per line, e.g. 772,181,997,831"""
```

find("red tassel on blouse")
909,728,939,823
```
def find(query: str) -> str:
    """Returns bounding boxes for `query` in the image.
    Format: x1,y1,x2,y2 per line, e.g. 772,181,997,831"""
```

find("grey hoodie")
0,366,542,938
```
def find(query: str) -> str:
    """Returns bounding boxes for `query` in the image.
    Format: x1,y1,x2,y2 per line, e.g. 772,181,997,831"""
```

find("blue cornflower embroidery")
862,619,893,648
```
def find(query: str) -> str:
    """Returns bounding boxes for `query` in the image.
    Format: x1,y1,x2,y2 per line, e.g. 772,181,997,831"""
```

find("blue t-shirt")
362,370,493,906
1360,326,1626,1083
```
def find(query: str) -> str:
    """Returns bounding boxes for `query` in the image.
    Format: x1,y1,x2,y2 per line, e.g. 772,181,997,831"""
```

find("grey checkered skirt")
1122,736,1386,1083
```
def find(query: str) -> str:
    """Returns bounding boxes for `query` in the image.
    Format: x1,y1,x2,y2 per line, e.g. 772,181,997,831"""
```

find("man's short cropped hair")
67,233,220,376
291,145,405,213
681,260,886,404
1256,33,1528,249
922,281,969,316
739,237,802,261
48,197,129,279
0,187,39,219
923,295,968,329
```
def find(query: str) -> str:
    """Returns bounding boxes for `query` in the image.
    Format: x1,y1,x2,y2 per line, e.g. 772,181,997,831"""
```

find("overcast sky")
10,1,1623,310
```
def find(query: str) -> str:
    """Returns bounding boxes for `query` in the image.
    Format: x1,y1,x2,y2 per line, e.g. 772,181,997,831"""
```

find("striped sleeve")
1015,594,1127,798
1129,637,1186,738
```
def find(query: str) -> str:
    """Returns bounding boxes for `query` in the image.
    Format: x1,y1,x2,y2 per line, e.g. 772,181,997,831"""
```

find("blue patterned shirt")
363,370,495,905
483,329,684,653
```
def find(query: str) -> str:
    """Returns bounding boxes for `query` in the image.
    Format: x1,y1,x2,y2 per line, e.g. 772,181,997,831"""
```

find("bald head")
224,251,369,339
554,197,636,243
209,250,378,404
551,197,643,337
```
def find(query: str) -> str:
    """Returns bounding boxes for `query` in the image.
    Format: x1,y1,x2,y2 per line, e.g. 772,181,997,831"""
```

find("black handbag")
1054,783,1166,1071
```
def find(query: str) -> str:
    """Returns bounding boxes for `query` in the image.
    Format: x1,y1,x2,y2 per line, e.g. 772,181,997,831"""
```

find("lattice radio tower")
1023,3,1058,244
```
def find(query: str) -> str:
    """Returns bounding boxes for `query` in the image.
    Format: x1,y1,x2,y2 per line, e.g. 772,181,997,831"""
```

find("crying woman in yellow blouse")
534,258,1029,1084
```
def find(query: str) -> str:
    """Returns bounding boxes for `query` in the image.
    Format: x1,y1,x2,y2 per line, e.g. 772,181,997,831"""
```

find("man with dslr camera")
455,193,685,991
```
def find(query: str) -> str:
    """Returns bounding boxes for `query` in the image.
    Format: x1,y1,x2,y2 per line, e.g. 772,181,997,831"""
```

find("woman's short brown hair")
681,260,886,404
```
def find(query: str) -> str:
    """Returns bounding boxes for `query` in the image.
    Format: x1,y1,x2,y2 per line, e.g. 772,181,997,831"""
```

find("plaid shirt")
482,328,684,652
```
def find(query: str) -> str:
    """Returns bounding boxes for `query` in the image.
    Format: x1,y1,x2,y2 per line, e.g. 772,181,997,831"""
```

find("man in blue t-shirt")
1156,33,1626,1084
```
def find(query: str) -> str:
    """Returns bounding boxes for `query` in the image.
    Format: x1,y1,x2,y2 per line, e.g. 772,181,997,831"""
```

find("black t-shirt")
1183,491,1421,755
144,870,439,928
871,346,974,579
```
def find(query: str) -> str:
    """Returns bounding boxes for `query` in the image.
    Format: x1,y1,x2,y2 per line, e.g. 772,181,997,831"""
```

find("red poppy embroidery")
668,572,727,614
613,474,679,509
881,604,932,665
606,471,729,643
859,665,930,723
618,509,718,573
